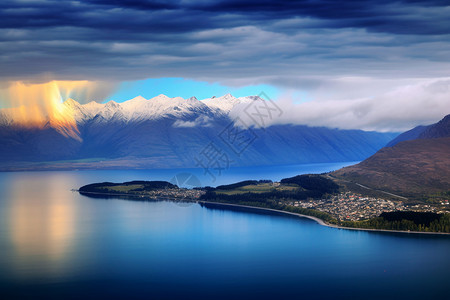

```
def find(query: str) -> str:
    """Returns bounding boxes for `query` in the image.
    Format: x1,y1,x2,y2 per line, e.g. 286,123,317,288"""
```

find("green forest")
340,211,450,233
202,174,340,201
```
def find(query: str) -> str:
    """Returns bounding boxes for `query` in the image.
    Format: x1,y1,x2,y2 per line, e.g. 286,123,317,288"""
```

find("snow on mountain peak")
201,93,255,113
4,93,265,126
84,101,102,108
63,98,80,108
82,101,103,116
151,94,171,101
105,100,120,108
131,95,147,102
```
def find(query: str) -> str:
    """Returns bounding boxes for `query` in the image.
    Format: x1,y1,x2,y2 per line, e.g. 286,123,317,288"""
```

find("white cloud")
231,78,450,132
173,115,213,128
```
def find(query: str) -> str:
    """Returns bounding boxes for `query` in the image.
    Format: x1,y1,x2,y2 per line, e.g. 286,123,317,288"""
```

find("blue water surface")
0,164,449,300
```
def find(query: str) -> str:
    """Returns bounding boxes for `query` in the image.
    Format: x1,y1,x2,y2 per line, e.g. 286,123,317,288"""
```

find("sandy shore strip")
196,200,450,236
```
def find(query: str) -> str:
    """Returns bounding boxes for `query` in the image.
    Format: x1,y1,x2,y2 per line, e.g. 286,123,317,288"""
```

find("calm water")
0,164,449,300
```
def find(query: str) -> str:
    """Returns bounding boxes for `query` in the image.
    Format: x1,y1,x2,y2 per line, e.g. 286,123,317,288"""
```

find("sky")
0,0,450,131
110,78,280,101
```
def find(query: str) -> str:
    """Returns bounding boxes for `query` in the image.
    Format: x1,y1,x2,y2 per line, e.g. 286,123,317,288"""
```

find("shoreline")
77,190,450,236
197,200,450,236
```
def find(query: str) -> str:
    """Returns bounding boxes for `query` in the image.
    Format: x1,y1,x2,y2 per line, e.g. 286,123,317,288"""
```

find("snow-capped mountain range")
0,93,255,126
0,94,398,171
66,93,255,124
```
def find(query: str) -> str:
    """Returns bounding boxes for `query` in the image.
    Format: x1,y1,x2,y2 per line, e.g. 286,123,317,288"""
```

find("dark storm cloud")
2,1,449,34
201,0,450,35
0,0,449,83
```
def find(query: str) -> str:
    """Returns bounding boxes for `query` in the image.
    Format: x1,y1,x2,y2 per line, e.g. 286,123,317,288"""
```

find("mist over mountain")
0,94,398,171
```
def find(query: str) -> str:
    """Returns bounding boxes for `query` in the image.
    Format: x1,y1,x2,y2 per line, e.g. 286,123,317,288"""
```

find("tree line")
340,212,450,233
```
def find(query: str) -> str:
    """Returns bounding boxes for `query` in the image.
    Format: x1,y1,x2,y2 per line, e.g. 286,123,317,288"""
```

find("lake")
0,163,449,300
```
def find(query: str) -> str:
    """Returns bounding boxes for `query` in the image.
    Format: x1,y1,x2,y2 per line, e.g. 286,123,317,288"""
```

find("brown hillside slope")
332,137,450,199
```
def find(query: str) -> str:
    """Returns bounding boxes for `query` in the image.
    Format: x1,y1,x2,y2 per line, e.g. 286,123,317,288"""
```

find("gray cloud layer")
1,0,449,82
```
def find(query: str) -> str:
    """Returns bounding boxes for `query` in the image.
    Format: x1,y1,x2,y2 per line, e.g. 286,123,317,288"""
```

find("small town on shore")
133,187,449,222
291,192,449,221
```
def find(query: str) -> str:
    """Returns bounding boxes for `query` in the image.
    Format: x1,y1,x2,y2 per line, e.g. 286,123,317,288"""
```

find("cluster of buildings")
144,188,205,201
290,192,450,221
291,192,405,221
407,204,442,213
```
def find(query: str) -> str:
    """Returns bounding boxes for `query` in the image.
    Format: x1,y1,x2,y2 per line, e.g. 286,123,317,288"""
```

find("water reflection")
8,174,76,279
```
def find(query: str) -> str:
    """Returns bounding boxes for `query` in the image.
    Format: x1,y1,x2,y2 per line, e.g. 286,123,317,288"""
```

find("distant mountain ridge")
419,114,450,139
385,125,429,147
333,114,450,201
386,115,450,147
0,94,398,171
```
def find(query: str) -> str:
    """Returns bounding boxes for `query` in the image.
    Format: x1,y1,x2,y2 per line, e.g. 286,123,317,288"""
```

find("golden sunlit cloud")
0,80,116,140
